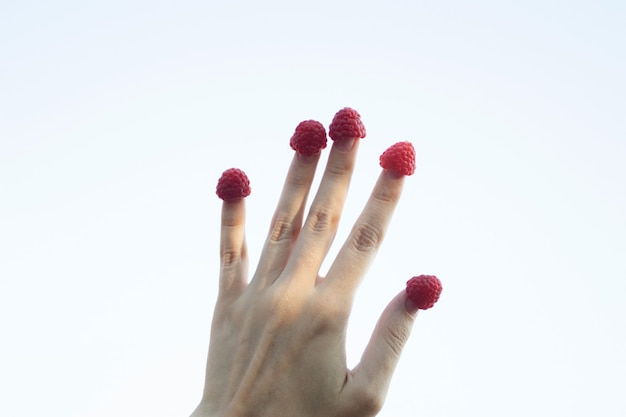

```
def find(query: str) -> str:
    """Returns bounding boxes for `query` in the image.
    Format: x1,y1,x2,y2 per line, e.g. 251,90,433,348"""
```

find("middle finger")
279,138,359,288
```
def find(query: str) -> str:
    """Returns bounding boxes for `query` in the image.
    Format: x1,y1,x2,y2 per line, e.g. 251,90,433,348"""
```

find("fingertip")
404,293,420,317
381,167,407,182
296,151,321,165
387,289,418,318
371,290,418,339
333,137,358,152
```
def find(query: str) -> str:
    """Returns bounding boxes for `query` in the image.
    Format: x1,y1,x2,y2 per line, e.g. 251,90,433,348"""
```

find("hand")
191,121,420,417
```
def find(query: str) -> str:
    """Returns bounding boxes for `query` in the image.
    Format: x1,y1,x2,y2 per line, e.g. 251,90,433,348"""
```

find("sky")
1,1,625,416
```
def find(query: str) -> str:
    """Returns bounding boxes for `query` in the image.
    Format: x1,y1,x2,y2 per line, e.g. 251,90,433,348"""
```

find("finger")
219,200,248,298
321,169,404,301
338,290,417,416
252,152,320,286
280,138,359,287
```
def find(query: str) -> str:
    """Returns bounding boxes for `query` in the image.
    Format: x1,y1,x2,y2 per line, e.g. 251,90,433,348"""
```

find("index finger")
323,169,405,296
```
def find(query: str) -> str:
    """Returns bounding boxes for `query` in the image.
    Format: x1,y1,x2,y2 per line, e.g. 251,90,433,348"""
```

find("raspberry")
328,107,366,141
289,120,328,156
406,275,442,310
216,168,251,201
379,141,416,176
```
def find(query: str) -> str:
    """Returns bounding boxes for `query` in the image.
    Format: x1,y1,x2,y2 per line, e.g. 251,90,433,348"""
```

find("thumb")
339,290,418,415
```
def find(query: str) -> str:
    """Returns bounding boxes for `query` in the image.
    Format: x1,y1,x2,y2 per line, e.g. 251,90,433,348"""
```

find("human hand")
191,109,432,417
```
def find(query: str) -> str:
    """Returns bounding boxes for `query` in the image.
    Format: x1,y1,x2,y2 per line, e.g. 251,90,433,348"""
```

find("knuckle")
373,177,402,205
375,185,399,205
351,223,383,253
307,296,346,332
269,216,297,243
307,206,336,233
353,384,385,415
327,158,354,178
382,323,410,358
221,247,241,267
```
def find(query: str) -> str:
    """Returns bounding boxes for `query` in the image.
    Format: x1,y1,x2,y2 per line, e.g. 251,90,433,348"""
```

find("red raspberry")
406,275,442,310
379,141,416,176
328,107,366,141
289,120,328,156
216,168,251,201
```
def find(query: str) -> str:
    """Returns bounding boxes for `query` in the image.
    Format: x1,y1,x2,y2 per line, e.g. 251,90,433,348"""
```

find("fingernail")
334,138,356,152
383,169,405,180
405,296,420,316
297,152,319,164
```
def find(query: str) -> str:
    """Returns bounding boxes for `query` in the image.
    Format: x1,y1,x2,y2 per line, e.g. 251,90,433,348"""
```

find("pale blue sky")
1,1,625,416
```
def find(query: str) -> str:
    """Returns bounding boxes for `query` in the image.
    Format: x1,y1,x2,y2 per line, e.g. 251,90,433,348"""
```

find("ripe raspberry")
216,168,251,201
328,107,366,142
290,120,328,156
379,141,416,176
406,275,442,310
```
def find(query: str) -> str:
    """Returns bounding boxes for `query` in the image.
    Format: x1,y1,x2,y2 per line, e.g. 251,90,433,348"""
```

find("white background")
1,1,625,416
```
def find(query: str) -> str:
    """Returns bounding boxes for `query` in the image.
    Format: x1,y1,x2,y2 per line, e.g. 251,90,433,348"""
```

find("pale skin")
191,136,421,417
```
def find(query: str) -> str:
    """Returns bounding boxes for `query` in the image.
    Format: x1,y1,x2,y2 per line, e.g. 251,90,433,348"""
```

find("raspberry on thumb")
405,275,442,311
216,168,251,202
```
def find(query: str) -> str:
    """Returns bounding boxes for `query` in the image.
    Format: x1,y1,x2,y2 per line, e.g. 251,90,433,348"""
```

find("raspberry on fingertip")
329,107,366,142
289,120,328,156
406,275,442,310
379,141,416,176
216,168,251,201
